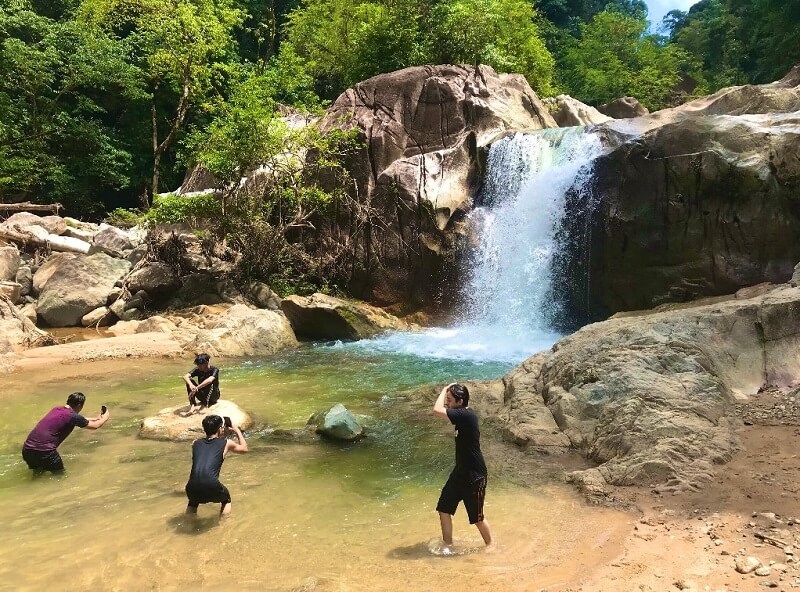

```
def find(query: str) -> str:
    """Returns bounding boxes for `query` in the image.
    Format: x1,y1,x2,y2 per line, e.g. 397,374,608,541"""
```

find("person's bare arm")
85,408,110,430
183,372,197,392
224,425,248,456
433,384,454,419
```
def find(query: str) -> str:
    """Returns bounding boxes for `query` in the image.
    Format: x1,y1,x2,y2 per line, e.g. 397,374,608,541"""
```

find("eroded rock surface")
281,293,406,340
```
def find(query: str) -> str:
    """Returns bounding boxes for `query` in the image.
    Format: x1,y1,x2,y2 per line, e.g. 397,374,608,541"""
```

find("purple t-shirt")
23,407,89,452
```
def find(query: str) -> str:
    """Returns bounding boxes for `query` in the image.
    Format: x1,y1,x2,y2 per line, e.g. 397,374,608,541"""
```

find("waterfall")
343,127,604,365
459,128,604,341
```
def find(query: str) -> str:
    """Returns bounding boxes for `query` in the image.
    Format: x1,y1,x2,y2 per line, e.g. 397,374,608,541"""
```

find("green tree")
79,0,244,207
0,0,144,213
562,9,691,109
422,0,555,94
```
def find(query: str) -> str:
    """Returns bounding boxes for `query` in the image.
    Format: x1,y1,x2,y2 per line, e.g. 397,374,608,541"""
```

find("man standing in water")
185,414,248,517
21,392,110,473
433,382,493,552
183,353,221,414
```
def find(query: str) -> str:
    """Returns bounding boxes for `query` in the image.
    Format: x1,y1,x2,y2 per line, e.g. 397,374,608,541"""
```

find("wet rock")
307,404,364,441
139,400,254,441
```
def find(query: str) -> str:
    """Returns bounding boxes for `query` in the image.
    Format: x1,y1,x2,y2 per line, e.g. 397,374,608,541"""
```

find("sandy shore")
573,389,800,592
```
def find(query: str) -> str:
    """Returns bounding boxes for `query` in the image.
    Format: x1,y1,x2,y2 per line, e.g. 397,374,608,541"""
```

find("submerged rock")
307,404,364,441
139,399,254,441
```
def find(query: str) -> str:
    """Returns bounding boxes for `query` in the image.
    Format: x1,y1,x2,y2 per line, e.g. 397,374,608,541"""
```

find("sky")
646,0,699,26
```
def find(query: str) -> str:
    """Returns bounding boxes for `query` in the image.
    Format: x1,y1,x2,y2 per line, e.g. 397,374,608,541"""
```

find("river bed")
0,342,631,592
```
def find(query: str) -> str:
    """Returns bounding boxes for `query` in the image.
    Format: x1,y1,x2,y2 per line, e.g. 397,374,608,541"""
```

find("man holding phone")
185,414,248,517
21,392,110,473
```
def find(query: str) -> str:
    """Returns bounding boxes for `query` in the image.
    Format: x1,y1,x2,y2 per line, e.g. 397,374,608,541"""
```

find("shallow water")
0,343,630,592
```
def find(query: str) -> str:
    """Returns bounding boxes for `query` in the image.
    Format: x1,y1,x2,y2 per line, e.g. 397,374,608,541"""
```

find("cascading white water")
459,128,604,342
342,127,604,365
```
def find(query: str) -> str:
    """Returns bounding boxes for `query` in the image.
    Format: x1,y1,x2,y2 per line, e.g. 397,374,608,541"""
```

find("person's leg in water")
185,501,199,515
476,518,493,546
220,501,232,518
438,511,454,545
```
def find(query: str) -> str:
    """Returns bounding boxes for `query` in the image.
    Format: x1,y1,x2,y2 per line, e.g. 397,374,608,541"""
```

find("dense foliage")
1,0,797,224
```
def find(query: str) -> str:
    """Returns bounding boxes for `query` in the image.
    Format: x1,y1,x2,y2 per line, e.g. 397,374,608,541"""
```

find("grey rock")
90,226,135,257
597,96,649,119
543,94,612,126
37,253,131,326
126,262,179,296
247,281,281,310
0,280,22,304
81,306,114,327
308,404,365,441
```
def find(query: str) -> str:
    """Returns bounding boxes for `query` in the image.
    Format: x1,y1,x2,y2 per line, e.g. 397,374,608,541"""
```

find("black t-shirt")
189,366,220,397
187,437,227,486
446,407,487,482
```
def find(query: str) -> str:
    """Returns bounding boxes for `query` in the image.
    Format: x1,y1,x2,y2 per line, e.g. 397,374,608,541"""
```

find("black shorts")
185,481,231,508
436,471,487,524
22,448,65,473
187,385,220,407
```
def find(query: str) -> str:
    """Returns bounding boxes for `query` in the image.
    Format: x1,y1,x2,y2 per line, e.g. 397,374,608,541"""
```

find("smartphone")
223,416,232,428
101,405,108,415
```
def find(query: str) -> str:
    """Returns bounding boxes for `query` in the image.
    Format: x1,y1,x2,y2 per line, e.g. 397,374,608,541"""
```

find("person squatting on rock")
185,414,248,517
433,383,493,551
21,392,110,473
183,353,220,414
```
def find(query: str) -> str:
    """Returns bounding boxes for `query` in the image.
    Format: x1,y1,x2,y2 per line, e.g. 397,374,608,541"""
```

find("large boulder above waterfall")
543,95,612,127
597,96,648,119
139,400,254,441
496,283,800,492
317,64,556,305
280,293,407,340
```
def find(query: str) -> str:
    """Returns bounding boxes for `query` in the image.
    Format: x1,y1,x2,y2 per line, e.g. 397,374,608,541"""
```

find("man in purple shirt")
22,392,110,473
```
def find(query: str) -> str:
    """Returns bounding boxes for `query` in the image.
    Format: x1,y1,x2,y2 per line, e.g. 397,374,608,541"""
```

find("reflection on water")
0,345,629,591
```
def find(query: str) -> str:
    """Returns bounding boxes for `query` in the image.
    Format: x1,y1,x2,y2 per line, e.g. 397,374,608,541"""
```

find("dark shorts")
436,472,487,524
187,385,220,407
185,481,231,508
22,448,65,473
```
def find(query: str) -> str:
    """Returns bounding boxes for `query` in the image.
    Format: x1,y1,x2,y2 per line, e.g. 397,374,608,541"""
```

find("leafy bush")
104,208,144,228
144,192,222,225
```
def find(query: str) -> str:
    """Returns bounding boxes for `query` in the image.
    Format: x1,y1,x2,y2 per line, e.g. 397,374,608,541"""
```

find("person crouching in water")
183,353,220,414
433,383,493,551
185,414,248,518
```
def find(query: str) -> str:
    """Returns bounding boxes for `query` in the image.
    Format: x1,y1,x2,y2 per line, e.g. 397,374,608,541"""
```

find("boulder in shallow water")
281,293,406,340
139,399,254,441
307,404,364,441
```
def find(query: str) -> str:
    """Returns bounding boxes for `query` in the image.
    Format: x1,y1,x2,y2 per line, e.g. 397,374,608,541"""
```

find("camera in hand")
101,405,108,415
223,416,232,428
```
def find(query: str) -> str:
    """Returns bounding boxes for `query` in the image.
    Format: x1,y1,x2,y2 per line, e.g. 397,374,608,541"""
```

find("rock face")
597,96,648,119
557,66,800,321
139,400,254,441
308,404,364,441
109,303,299,357
281,293,406,340
495,283,800,491
36,253,132,326
0,246,20,280
318,64,556,305
543,95,613,127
